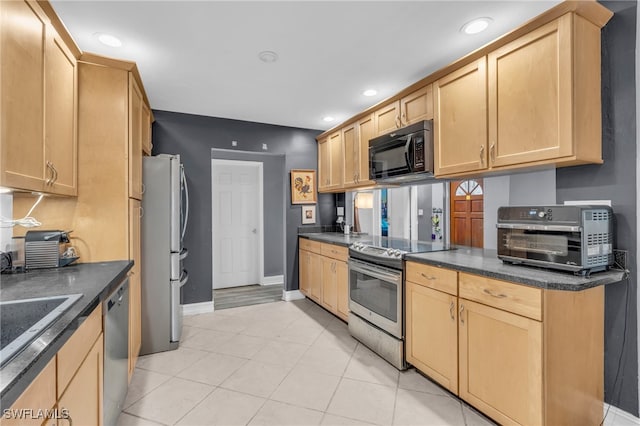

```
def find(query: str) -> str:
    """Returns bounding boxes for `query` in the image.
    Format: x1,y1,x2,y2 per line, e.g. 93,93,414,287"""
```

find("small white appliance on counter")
141,154,189,354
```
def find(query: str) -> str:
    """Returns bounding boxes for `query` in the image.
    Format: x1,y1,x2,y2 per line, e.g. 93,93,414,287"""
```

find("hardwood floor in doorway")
213,284,282,310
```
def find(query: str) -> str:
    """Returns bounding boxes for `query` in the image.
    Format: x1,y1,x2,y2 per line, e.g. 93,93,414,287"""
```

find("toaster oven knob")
537,211,546,218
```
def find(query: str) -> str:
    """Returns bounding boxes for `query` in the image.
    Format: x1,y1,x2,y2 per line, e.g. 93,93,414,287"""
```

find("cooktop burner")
349,237,452,269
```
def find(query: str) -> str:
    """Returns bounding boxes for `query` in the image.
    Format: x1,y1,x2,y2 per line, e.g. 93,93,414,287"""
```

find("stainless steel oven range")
348,238,450,370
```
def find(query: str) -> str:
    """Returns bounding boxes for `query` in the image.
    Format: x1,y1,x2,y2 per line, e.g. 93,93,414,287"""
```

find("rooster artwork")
290,169,317,204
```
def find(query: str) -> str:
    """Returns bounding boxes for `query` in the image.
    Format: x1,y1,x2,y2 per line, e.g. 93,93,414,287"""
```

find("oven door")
348,258,402,339
497,224,583,270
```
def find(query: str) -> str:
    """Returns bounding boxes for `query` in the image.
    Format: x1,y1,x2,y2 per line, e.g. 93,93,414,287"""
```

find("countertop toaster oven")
497,205,614,275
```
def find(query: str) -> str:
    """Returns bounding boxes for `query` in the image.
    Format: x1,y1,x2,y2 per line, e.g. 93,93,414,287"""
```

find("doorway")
211,160,264,289
450,179,484,248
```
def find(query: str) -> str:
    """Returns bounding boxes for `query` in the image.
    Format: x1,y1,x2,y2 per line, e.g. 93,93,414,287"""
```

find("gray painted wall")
557,0,638,415
210,149,285,278
152,110,335,303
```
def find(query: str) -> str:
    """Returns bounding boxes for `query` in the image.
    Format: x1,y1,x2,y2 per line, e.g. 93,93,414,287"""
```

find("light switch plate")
337,207,344,216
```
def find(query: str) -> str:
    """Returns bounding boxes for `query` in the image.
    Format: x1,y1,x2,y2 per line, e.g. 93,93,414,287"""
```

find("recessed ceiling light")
323,116,335,123
461,17,492,35
363,89,377,97
95,32,122,47
258,51,279,63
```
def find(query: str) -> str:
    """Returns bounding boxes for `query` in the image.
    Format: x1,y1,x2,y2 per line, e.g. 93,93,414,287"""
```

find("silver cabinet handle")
459,304,465,324
420,272,436,281
449,301,455,321
483,288,507,299
490,142,496,164
51,163,58,184
480,145,485,166
395,115,401,128
139,207,144,218
141,183,146,194
45,161,53,185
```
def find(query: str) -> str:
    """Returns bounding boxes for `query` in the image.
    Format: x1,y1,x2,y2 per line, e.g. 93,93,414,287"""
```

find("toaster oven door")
497,224,583,269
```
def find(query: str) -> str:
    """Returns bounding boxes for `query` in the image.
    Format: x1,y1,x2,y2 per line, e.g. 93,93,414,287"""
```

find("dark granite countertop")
405,247,625,291
298,232,367,247
0,261,133,410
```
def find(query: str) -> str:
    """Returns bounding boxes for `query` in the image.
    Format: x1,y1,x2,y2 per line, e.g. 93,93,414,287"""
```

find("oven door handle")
496,223,582,232
349,260,401,284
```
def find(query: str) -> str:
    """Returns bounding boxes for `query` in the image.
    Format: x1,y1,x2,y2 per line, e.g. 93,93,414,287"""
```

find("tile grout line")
170,385,219,426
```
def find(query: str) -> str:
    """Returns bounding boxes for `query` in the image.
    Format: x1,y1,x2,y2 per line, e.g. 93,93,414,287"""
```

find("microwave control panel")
412,134,425,170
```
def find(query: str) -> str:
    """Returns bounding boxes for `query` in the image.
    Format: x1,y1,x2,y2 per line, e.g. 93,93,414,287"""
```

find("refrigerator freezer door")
170,270,189,342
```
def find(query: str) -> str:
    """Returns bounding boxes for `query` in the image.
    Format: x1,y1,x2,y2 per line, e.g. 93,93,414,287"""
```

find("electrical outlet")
613,249,628,270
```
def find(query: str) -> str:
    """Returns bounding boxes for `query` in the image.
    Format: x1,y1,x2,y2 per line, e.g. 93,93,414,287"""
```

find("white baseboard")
603,403,640,425
182,301,215,316
282,290,305,301
261,275,284,286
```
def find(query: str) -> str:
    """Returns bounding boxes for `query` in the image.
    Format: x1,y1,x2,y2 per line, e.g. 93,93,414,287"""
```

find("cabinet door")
321,258,338,312
309,252,323,303
434,58,488,176
458,299,542,426
374,101,400,136
406,282,458,394
4,357,56,426
356,114,375,186
0,0,47,192
128,76,143,200
342,124,357,187
336,260,349,321
318,137,331,191
141,102,152,156
128,199,142,380
298,249,310,296
328,131,343,190
488,16,572,168
45,26,77,196
58,333,104,426
401,84,433,126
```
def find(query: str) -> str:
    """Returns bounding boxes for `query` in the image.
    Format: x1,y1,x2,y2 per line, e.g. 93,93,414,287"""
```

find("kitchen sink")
0,294,82,367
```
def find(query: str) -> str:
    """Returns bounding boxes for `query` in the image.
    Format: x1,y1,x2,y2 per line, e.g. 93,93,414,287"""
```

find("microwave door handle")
404,134,413,171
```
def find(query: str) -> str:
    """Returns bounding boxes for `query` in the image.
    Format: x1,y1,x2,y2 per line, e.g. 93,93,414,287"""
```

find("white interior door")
212,160,262,289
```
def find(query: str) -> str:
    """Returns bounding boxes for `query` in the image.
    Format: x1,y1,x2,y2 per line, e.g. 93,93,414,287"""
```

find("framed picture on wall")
290,169,317,204
301,205,316,224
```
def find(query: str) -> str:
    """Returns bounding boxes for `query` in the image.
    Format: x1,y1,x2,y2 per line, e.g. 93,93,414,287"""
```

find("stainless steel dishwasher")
103,278,129,426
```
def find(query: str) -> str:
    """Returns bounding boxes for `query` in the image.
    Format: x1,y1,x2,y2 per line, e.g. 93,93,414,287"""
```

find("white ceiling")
51,1,561,131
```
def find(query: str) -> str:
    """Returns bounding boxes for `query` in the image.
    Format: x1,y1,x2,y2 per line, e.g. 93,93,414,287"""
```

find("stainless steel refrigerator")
141,154,189,354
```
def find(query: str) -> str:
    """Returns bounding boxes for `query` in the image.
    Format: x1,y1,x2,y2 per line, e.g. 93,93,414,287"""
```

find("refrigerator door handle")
179,270,189,287
181,166,189,241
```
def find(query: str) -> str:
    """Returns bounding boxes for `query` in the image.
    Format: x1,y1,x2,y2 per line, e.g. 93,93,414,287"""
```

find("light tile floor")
117,298,499,426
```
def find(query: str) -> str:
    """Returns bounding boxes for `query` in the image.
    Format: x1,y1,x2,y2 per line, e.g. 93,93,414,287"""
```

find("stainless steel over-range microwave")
369,120,434,184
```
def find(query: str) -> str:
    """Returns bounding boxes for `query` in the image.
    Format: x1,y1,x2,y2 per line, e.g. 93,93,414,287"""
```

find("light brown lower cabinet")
299,239,349,321
458,299,542,426
57,333,104,426
5,305,104,426
405,263,605,426
405,282,458,394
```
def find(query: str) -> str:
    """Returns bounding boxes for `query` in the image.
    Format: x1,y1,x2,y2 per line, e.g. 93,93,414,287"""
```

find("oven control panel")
350,243,405,258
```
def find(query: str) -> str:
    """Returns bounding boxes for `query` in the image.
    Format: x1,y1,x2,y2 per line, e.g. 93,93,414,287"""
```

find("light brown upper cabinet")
487,14,601,168
374,101,401,136
318,131,343,192
0,0,77,195
400,84,433,126
141,102,152,156
342,123,358,188
434,58,488,176
129,76,144,200
436,12,605,178
356,114,375,186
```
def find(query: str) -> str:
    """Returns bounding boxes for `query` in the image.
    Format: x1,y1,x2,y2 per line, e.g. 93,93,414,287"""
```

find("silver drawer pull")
483,288,507,299
420,273,436,280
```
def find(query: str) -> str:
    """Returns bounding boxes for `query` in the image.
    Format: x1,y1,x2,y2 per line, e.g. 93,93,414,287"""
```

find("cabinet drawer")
57,304,102,396
320,243,348,262
299,238,321,254
405,262,457,296
459,273,542,321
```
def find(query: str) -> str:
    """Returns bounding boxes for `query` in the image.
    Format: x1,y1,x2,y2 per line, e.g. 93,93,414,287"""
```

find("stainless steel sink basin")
0,294,82,367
